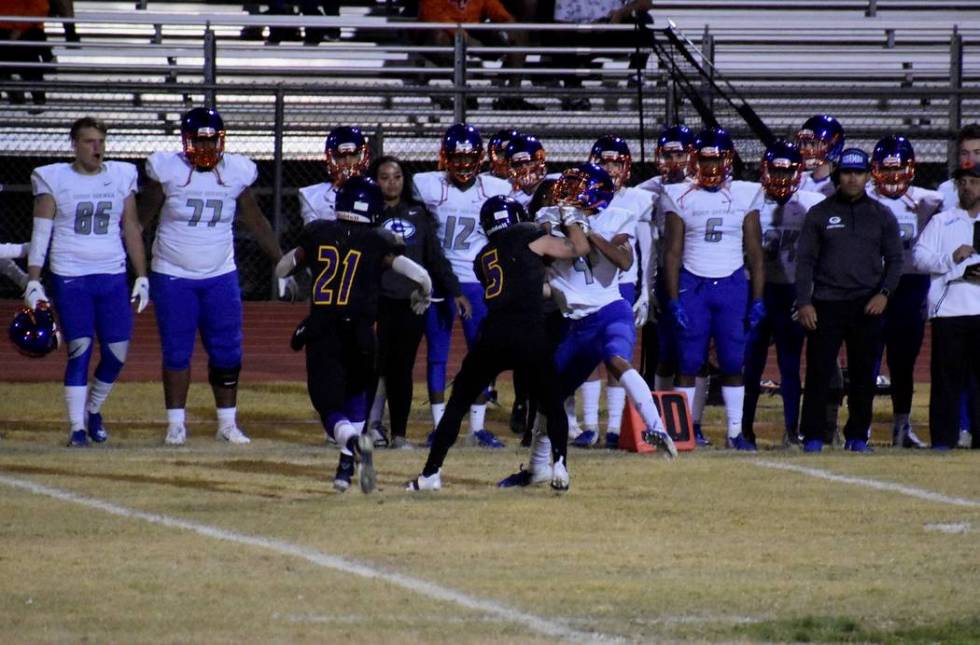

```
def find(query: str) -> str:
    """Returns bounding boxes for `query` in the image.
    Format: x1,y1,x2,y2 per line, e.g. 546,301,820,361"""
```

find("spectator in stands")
418,0,539,111
795,148,904,453
913,164,980,450
0,0,51,108
545,0,652,111
363,156,461,449
50,0,79,44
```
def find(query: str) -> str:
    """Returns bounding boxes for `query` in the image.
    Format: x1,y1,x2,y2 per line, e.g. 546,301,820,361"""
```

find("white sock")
654,374,674,392
620,369,665,433
564,396,579,431
216,406,236,431
581,380,601,428
86,378,113,414
351,420,365,433
606,385,626,433
167,408,186,428
693,376,709,424
529,426,552,473
65,385,87,431
430,402,445,428
469,404,486,433
334,420,357,456
721,385,745,439
368,379,386,427
677,386,696,425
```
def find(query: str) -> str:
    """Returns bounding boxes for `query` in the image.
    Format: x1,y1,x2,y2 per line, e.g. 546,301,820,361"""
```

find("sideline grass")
0,382,978,643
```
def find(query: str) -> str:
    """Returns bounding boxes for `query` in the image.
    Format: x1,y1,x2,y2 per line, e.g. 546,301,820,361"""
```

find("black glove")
290,317,311,352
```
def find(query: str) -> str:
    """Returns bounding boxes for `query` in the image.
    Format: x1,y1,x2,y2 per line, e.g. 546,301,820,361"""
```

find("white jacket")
912,207,980,318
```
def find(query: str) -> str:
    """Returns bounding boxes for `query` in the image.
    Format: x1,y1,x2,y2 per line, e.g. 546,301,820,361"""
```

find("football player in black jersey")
276,177,434,494
407,195,591,492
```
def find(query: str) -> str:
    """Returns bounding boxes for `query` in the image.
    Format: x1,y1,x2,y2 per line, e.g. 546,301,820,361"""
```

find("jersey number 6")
314,245,361,306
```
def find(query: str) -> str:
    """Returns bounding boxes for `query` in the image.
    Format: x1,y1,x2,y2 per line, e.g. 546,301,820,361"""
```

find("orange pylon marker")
618,390,697,453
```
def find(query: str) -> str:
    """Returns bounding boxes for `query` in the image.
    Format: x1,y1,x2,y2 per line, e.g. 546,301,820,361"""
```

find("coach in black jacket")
795,148,904,452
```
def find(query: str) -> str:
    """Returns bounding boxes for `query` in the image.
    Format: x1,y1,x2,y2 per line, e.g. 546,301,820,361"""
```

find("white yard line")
752,459,980,508
0,473,619,644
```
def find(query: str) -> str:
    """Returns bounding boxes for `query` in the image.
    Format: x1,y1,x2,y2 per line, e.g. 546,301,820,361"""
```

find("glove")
632,288,649,327
747,298,766,331
277,275,300,302
23,279,47,309
130,276,150,314
410,288,432,315
536,206,561,228
667,299,690,332
290,317,310,352
559,206,591,236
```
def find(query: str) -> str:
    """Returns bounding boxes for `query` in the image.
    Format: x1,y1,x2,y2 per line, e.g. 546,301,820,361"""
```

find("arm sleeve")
794,211,820,305
879,209,905,293
421,210,461,297
0,242,29,259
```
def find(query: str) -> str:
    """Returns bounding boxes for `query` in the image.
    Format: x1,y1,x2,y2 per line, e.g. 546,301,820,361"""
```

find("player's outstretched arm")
589,230,633,271
388,254,434,315
0,242,29,260
137,179,165,228
237,188,282,262
528,221,590,259
742,209,765,300
663,211,684,301
275,247,306,278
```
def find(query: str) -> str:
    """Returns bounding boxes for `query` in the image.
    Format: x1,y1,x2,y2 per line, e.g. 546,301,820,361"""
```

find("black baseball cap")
953,163,980,179
838,148,870,172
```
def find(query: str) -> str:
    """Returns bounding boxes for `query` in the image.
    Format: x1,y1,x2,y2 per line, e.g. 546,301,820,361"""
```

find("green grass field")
1,382,978,643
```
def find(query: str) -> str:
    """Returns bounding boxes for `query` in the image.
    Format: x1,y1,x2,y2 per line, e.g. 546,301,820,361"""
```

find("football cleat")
693,422,710,446
164,424,187,446
893,422,926,449
725,434,757,452
782,430,802,448
847,439,874,453
67,428,88,447
643,428,678,459
958,430,973,449
604,431,620,450
470,429,505,449
406,470,442,491
509,401,528,435
572,428,598,448
334,453,355,492
388,436,414,450
86,411,108,443
497,465,533,488
550,457,569,492
803,439,823,453
216,425,251,444
357,433,376,494
368,422,389,448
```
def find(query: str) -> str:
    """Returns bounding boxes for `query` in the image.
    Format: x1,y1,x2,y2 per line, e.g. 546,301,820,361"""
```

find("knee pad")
94,340,128,384
65,337,93,386
208,364,241,389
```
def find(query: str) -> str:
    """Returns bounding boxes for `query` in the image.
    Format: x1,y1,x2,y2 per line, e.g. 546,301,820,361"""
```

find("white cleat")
216,425,251,445
529,464,553,486
550,457,569,492
643,427,678,459
406,470,442,491
164,424,187,446
357,433,376,494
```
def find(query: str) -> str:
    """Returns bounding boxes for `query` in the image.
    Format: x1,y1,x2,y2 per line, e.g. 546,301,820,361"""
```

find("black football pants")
929,315,980,448
368,296,425,439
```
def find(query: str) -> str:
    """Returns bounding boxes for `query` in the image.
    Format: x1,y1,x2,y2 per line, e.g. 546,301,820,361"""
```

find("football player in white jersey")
636,125,712,445
25,117,148,446
795,115,845,197
662,127,766,450
866,135,943,448
570,135,654,449
742,141,825,448
412,124,511,447
139,107,282,447
500,163,675,486
484,128,520,182
298,126,370,225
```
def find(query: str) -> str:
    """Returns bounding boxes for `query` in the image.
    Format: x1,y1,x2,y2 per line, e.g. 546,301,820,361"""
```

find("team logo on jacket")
382,217,416,241
826,215,844,230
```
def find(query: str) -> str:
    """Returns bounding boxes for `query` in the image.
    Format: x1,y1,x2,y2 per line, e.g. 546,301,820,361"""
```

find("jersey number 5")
480,249,504,299
314,245,361,306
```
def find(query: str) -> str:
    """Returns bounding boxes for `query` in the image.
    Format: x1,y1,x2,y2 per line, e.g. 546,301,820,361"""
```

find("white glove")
410,288,432,315
633,288,649,327
277,275,300,302
23,279,47,309
130,276,150,313
559,206,591,235
535,206,561,227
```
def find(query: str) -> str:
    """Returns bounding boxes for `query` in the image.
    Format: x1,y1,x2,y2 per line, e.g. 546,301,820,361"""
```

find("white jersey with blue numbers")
867,185,943,275
938,178,958,212
412,171,511,283
538,205,636,319
610,186,653,284
757,189,825,285
799,171,835,197
147,151,257,279
298,181,338,224
31,161,138,277
660,180,760,278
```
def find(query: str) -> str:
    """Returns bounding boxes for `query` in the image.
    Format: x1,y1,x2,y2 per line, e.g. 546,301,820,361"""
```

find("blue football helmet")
872,134,915,198
760,140,803,203
692,127,735,190
479,195,530,236
488,129,521,180
181,107,225,170
795,115,845,171
325,126,370,185
656,125,695,183
553,163,614,212
588,135,632,189
439,124,483,185
335,176,384,224
505,133,546,192
9,302,61,358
